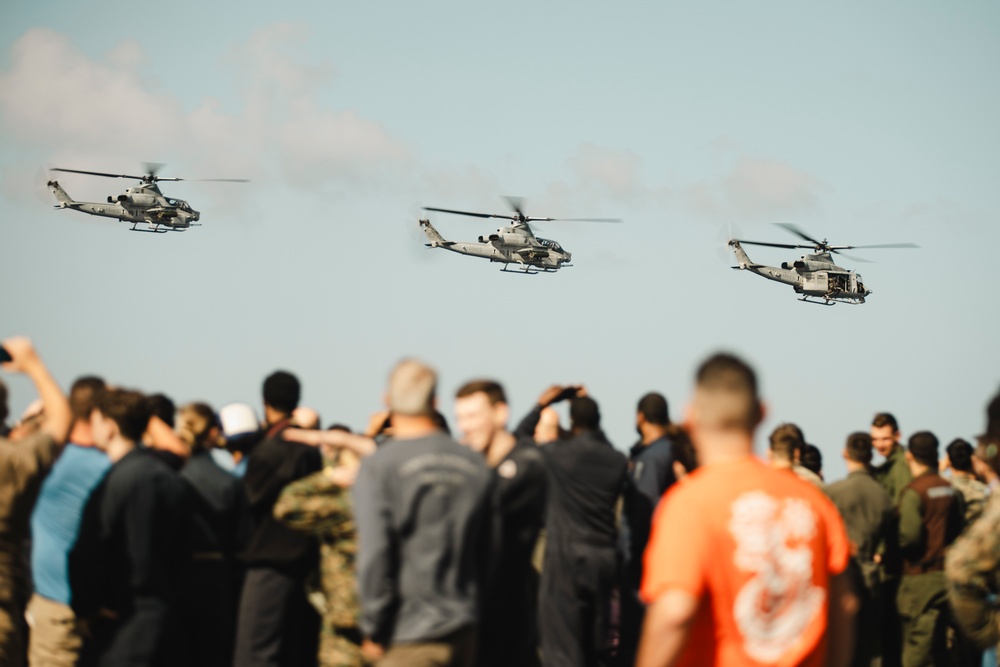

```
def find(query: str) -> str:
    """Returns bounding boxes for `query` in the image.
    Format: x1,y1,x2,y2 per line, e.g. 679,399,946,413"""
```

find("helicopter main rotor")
423,196,621,225
50,163,248,185
734,223,918,261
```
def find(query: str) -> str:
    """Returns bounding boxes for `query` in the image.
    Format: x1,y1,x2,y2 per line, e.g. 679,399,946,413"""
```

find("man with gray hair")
353,359,493,667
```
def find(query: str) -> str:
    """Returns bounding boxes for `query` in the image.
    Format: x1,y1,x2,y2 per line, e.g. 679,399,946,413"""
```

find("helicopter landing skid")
799,296,836,306
502,265,538,275
130,224,169,234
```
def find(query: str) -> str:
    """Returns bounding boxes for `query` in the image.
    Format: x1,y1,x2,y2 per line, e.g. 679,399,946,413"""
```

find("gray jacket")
353,432,493,645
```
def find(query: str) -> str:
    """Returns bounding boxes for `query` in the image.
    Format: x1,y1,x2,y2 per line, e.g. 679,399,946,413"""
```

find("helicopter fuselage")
420,219,571,272
48,180,201,232
730,241,870,305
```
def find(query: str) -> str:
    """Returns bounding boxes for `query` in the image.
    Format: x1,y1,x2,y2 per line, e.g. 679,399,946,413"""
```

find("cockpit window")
538,238,562,251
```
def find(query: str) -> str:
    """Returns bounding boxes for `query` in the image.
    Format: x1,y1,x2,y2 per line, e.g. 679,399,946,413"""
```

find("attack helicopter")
419,197,620,273
46,164,247,233
728,224,917,305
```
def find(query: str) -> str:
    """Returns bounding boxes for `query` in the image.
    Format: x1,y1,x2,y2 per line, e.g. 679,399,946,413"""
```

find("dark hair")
327,423,352,433
455,379,507,405
872,412,899,432
695,353,762,431
769,423,805,460
178,402,219,453
984,390,1000,442
666,423,697,473
801,444,823,476
947,438,975,473
146,393,176,428
70,376,106,423
98,388,151,442
908,431,939,467
637,392,670,426
845,432,873,464
570,396,601,431
263,370,301,415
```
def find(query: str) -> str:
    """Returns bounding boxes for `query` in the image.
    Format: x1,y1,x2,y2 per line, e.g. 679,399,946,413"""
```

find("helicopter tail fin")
47,180,75,208
420,218,452,248
728,239,754,270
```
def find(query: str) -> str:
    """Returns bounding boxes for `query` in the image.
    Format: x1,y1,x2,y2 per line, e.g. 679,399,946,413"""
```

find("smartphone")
0,346,10,363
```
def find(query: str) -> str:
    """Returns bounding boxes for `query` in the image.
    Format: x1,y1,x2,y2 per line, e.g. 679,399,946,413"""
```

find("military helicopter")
419,197,620,273
728,224,918,305
46,164,247,233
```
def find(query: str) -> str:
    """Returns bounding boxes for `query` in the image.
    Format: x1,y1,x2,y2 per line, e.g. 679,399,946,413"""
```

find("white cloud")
0,26,412,195
681,156,825,221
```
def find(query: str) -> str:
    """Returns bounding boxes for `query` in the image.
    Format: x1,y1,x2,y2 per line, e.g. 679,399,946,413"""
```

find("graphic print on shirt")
728,491,825,663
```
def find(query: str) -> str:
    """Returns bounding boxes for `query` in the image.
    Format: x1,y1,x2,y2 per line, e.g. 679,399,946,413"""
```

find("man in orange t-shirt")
637,353,856,667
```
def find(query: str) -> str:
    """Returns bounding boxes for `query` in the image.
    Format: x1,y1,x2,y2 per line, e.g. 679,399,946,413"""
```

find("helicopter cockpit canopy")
538,238,563,252
167,199,192,211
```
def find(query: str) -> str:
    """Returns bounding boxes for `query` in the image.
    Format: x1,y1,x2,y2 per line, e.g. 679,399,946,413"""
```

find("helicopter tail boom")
47,180,77,209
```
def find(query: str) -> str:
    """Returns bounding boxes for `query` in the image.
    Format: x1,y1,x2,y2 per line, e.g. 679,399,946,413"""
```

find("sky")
1,0,998,480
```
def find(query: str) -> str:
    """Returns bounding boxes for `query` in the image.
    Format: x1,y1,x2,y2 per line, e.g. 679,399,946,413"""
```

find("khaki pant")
25,594,83,667
378,627,475,667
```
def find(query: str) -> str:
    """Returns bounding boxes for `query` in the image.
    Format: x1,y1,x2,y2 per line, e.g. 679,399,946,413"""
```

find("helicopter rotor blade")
835,251,873,263
735,239,812,250
185,178,250,183
423,206,516,220
143,162,165,179
503,196,526,219
776,223,826,247
844,242,920,250
50,168,147,180
547,217,622,223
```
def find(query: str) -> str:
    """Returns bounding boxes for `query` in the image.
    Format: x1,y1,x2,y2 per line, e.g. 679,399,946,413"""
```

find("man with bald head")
353,359,492,667
638,353,856,667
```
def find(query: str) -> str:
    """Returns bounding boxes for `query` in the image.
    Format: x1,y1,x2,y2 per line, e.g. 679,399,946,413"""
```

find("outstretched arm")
2,337,71,445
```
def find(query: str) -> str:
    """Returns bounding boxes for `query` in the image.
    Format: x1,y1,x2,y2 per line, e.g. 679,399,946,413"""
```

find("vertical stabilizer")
420,218,448,247
47,180,74,208
729,239,754,269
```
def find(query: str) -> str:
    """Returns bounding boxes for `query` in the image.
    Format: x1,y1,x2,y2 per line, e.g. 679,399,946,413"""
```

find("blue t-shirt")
31,443,112,604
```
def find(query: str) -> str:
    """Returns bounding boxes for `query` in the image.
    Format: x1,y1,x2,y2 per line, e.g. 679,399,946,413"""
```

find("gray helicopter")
419,197,619,274
46,164,247,233
728,224,918,305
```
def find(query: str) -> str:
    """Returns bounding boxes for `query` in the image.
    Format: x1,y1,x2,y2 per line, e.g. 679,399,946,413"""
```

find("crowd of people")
1,335,1000,667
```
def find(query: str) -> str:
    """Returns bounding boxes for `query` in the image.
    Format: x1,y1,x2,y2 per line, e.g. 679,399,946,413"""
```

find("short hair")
801,444,823,476
769,423,804,460
97,388,151,443
0,379,8,426
845,432,873,464
908,431,939,467
70,376,106,423
263,371,301,415
455,379,507,406
570,396,601,431
637,392,670,426
947,438,975,473
984,389,1000,442
146,393,176,428
387,359,436,416
694,353,761,431
872,412,899,432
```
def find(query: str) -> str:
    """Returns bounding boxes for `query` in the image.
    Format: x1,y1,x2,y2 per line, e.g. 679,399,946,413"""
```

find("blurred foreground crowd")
2,336,1000,667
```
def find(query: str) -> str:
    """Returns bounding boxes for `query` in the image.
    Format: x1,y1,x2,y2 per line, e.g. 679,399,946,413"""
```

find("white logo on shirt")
728,491,825,662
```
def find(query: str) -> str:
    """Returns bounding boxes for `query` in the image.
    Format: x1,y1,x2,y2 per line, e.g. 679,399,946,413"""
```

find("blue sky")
2,0,998,479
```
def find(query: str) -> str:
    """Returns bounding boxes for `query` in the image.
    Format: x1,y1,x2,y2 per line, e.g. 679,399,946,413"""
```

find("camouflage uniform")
951,472,990,525
946,492,1000,650
274,469,367,667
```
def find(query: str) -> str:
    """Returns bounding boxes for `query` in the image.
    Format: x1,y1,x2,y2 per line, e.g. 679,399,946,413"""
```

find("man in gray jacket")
353,359,493,667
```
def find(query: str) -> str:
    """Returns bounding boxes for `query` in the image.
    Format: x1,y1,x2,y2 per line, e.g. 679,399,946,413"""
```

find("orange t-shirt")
641,456,849,667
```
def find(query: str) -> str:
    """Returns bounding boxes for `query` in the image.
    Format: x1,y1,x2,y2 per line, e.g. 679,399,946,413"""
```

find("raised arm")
1,336,71,444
